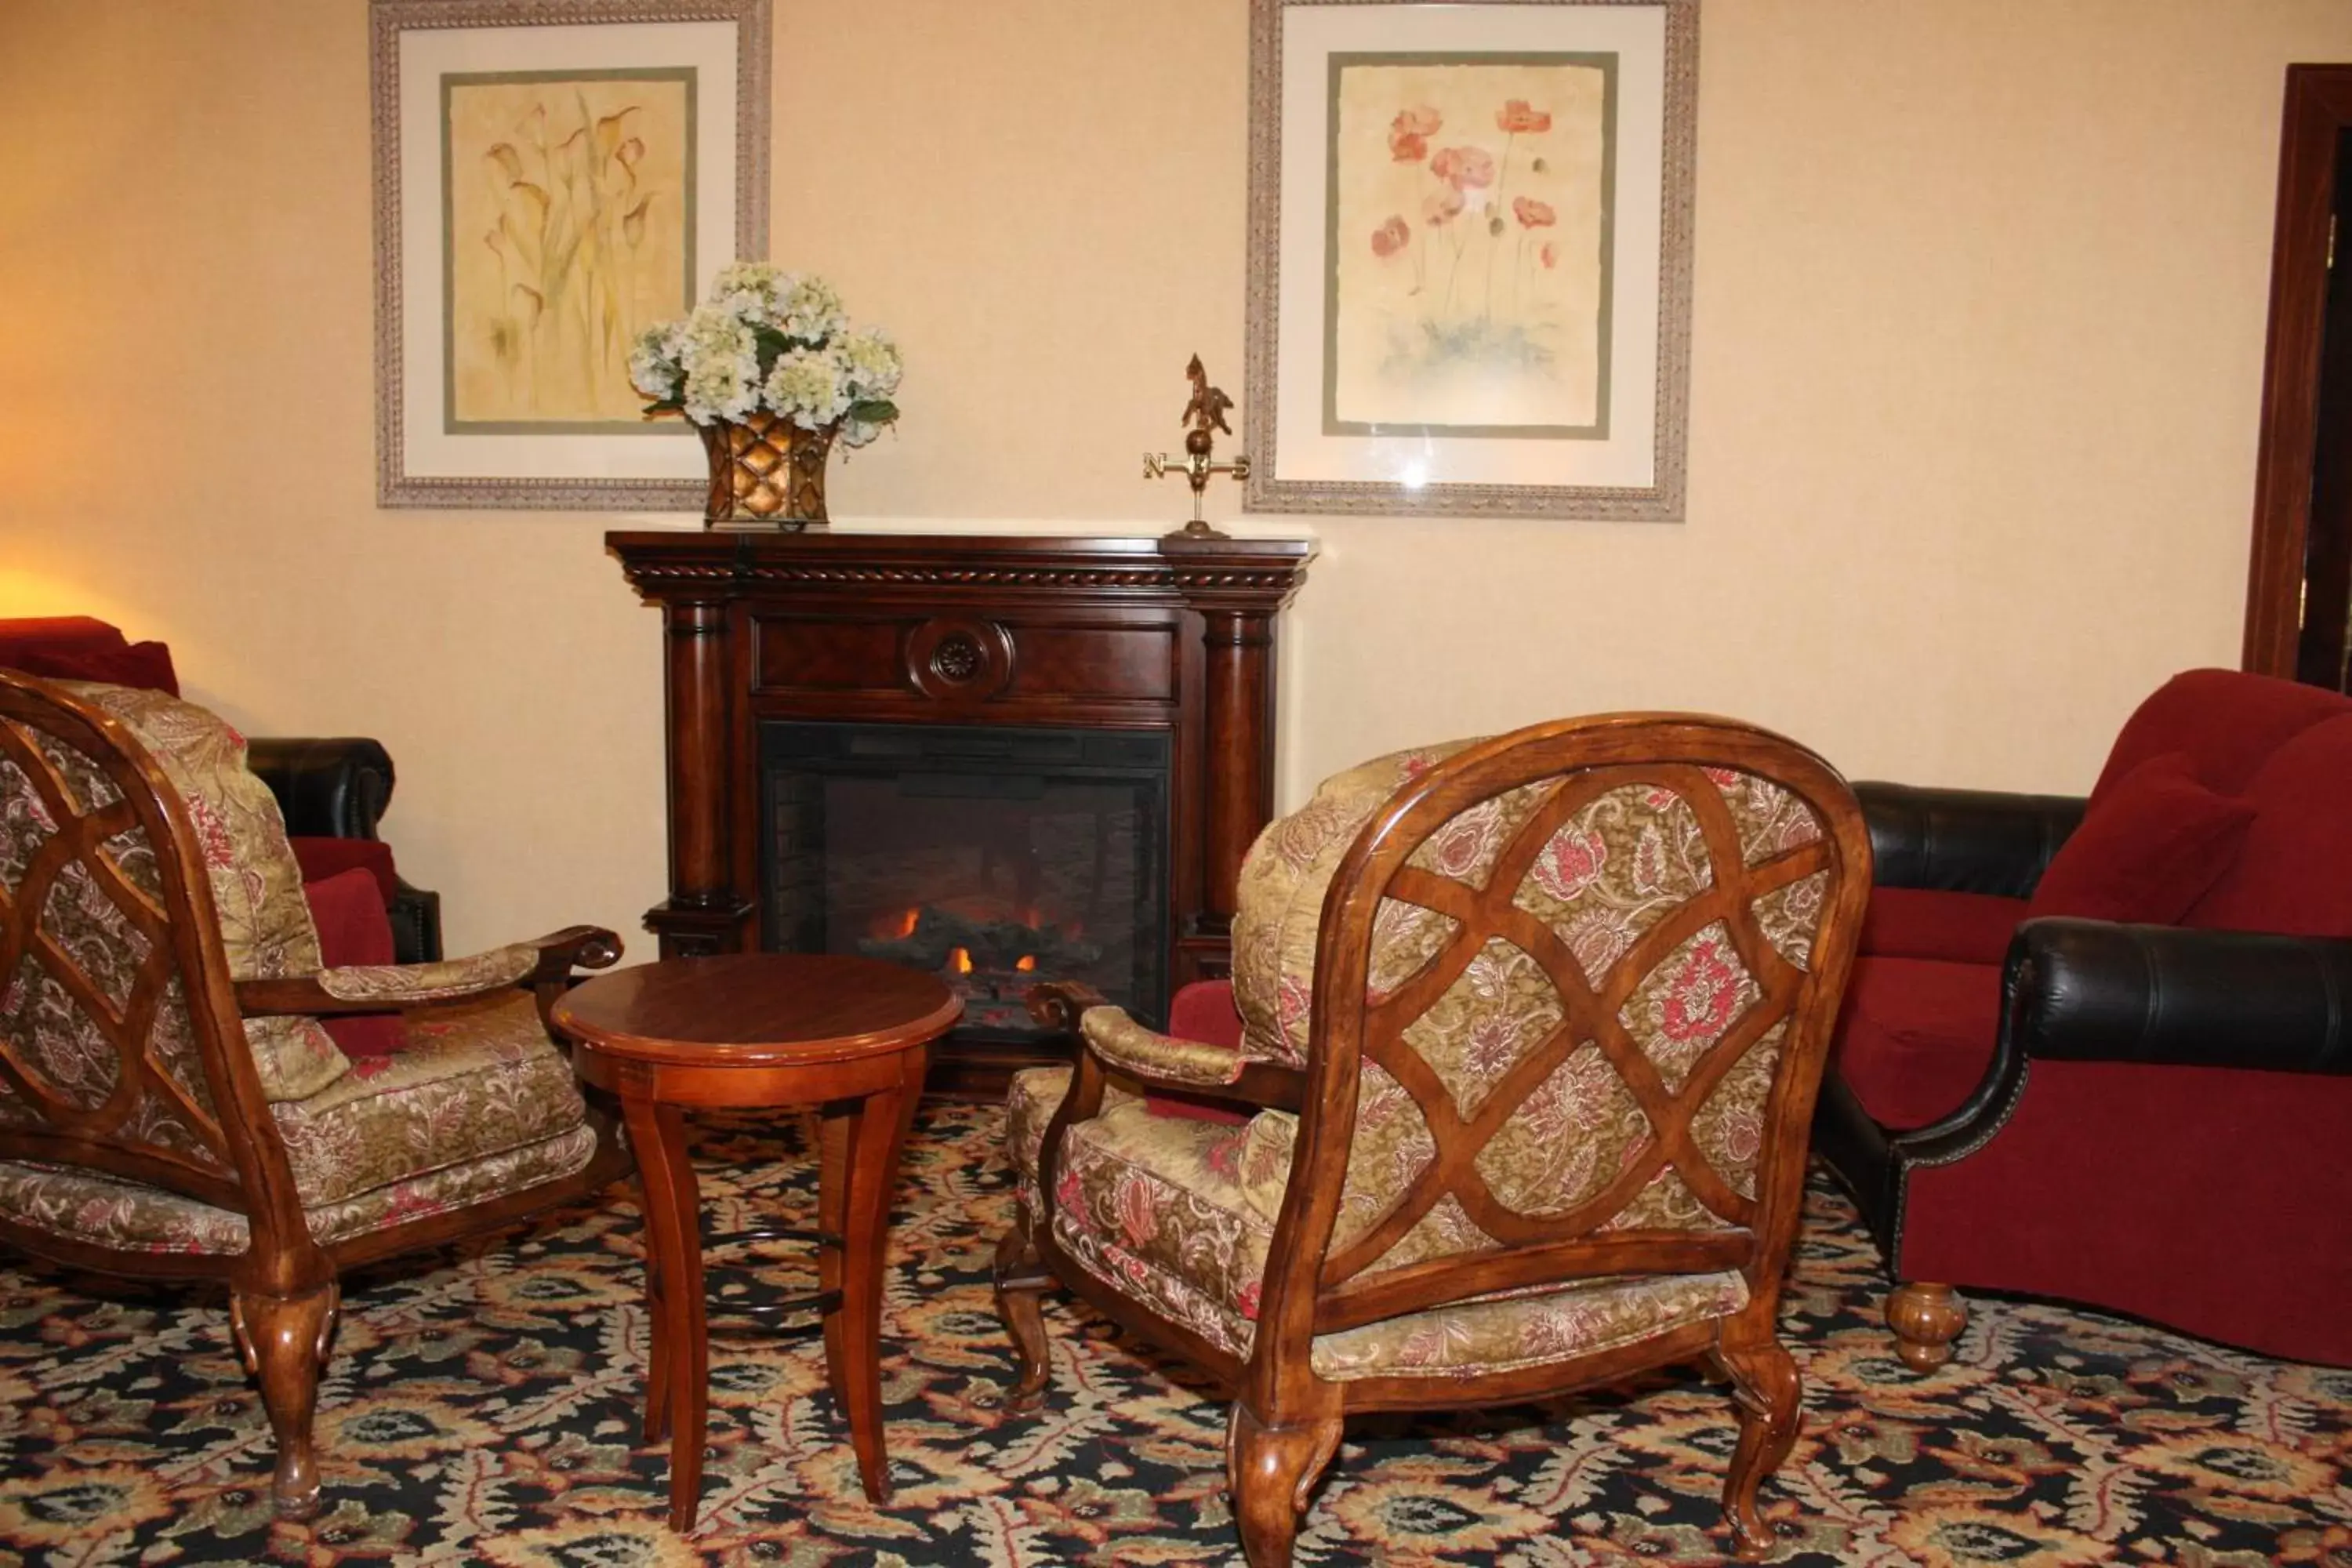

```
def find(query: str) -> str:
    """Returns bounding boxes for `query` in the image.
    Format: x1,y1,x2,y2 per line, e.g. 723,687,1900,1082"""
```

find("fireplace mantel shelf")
608,528,1316,1096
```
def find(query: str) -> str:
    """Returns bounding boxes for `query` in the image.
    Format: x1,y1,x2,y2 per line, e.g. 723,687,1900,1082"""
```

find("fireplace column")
654,597,753,956
1196,606,1276,936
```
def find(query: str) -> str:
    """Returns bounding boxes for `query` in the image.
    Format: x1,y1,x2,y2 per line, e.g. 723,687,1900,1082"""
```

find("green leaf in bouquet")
848,399,898,425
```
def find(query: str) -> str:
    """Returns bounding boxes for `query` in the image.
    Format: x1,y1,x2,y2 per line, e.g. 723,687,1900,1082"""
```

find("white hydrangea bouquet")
630,263,901,524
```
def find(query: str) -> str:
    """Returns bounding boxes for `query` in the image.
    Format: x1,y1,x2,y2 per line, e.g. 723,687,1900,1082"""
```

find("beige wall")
4,1,2347,956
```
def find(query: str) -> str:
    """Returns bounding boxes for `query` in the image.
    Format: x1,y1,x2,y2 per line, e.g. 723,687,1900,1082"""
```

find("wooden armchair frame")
0,673,630,1517
997,716,1871,1564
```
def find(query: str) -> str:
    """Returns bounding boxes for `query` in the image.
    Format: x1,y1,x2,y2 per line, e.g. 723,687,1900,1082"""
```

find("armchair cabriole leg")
992,1206,1054,1413
230,1281,340,1520
1226,1402,1342,1568
1715,1334,1802,1560
1886,1281,1968,1372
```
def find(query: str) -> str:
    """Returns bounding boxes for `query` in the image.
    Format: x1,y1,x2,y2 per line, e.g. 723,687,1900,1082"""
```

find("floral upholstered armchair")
0,673,630,1518
996,716,1871,1565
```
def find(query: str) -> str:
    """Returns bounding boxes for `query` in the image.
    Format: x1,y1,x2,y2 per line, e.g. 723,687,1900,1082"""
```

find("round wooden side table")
553,953,961,1534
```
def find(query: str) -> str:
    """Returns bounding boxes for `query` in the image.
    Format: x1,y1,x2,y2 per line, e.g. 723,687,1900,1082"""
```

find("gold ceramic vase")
699,412,833,529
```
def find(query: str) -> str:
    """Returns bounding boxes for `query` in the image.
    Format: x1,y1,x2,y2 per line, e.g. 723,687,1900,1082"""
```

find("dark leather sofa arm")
1855,781,2085,898
2006,917,2352,1075
246,736,395,840
247,736,445,964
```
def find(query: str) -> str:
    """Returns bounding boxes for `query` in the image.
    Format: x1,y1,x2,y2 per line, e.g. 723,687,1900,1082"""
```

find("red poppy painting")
1247,0,1696,520
1329,54,1613,437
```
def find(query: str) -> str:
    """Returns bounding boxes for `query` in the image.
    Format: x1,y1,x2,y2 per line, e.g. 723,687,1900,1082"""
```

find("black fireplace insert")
760,721,1171,1039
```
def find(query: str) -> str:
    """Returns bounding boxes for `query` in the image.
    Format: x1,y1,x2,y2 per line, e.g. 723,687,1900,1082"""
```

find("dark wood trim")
606,531,1315,1096
2245,67,2352,676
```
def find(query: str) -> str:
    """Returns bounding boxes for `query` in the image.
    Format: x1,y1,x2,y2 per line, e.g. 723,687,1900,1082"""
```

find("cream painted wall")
3,1,2347,956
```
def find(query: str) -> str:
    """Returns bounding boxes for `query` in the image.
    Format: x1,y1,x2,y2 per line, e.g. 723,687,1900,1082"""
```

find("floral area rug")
1,1103,2347,1566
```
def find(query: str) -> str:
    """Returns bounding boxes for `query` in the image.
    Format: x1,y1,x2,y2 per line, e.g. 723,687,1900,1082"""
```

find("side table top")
553,953,961,1066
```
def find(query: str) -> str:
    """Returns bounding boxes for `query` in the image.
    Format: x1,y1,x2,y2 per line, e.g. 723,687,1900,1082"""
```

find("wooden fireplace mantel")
607,528,1315,1088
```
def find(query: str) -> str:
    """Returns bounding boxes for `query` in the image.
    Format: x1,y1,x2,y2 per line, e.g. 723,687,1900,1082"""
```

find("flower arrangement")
628,263,901,446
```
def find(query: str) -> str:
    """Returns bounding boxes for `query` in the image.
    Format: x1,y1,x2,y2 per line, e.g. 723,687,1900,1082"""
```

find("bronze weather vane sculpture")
1145,354,1249,539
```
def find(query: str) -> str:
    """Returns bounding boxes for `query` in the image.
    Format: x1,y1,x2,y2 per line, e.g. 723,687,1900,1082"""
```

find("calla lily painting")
443,70,695,430
1327,55,1614,437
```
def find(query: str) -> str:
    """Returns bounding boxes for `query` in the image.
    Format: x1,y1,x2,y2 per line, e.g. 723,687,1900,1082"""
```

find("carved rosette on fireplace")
607,531,1315,1097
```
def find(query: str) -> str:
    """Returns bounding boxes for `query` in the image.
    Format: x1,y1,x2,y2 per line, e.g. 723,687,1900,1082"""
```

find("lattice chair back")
0,673,325,1229
1239,715,1869,1342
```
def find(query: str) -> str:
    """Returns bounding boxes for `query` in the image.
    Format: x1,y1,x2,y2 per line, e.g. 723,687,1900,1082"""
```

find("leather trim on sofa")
246,736,395,840
1856,782,2085,899
2009,917,2352,1075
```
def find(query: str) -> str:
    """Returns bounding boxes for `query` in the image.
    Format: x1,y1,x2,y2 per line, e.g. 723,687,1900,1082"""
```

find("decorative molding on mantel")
608,531,1317,604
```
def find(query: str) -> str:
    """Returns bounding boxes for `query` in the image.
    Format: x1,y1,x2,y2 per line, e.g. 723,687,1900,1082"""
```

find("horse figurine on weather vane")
1145,354,1249,540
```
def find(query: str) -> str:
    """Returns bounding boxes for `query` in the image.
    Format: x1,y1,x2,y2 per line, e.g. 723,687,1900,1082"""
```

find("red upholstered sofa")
0,618,442,967
1818,669,2352,1368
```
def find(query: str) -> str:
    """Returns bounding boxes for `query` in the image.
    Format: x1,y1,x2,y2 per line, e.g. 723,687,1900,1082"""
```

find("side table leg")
820,1047,927,1504
626,1096,707,1533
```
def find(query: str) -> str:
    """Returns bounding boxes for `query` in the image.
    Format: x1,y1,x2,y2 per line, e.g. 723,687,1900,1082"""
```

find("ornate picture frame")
370,0,770,510
1243,0,1697,521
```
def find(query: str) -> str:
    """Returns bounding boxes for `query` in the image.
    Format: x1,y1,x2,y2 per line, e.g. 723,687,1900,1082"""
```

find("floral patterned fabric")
67,682,348,1102
270,992,589,1210
1019,735,1842,1392
1076,1005,1246,1086
0,1156,252,1254
0,710,225,1172
1010,1069,1751,1383
1225,744,1831,1286
1230,740,1477,1070
1308,1268,1749,1381
1047,1093,1272,1360
314,944,539,1004
0,1122,596,1256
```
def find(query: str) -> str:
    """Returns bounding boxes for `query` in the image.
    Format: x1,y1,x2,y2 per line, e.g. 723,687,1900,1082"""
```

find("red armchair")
0,618,441,964
1819,669,2352,1369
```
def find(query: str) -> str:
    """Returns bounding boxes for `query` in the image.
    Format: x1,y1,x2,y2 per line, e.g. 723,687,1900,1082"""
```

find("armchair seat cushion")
1859,886,2025,965
270,992,591,1210
0,990,596,1254
1010,1066,1755,1383
0,1121,597,1258
1832,956,2002,1130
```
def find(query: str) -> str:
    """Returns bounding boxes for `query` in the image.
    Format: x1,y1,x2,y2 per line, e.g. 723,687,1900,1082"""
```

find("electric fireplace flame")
764,720,1169,1037
853,897,1109,1029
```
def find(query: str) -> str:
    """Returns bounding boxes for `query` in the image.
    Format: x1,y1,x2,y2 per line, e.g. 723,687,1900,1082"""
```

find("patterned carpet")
1,1103,2347,1567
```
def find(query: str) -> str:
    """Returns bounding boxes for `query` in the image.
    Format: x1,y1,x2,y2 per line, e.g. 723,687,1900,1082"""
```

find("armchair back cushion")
2187,713,2352,938
64,683,348,1101
2092,668,2352,804
1232,741,1477,1069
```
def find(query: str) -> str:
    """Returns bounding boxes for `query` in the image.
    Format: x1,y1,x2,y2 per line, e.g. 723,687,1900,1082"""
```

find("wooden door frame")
2245,66,2352,676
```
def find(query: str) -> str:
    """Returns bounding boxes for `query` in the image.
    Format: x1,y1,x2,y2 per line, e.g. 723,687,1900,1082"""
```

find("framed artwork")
370,0,770,510
1243,0,1697,521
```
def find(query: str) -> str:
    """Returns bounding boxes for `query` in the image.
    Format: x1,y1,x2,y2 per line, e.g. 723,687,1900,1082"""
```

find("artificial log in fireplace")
607,530,1316,1098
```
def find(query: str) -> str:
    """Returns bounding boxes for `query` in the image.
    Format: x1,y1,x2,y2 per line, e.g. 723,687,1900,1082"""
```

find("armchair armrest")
1082,1007,1247,1087
246,736,395,840
2006,917,2352,1075
1027,980,1305,1113
236,925,622,1016
1856,781,2085,898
